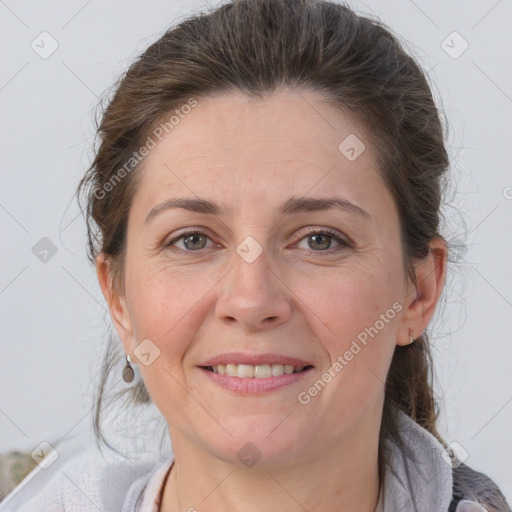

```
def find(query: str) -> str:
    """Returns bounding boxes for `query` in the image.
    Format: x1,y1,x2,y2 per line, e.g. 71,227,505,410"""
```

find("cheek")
309,269,398,340
125,267,208,420
126,265,211,360
302,265,401,393
290,270,399,433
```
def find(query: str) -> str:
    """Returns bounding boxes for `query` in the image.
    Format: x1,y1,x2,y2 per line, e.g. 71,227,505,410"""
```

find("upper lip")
199,352,314,367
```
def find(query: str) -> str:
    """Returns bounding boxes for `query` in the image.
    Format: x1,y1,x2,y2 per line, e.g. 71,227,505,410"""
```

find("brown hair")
78,0,452,494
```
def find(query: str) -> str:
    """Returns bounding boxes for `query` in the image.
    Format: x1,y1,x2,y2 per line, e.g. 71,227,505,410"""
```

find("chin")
202,416,308,467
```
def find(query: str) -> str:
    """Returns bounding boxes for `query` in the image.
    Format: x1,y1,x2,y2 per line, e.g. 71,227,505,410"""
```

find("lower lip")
199,367,313,394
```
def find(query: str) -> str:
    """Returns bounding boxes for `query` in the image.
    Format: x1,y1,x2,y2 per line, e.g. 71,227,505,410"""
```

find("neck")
160,416,382,512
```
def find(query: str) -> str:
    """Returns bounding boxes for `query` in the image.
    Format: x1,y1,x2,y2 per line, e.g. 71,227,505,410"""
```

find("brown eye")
295,229,351,253
307,233,332,250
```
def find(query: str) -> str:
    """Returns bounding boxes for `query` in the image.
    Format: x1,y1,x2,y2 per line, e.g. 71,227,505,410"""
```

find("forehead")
131,89,392,220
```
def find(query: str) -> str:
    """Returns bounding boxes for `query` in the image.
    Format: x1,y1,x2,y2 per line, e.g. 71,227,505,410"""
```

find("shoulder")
389,412,510,511
0,439,164,512
449,462,511,512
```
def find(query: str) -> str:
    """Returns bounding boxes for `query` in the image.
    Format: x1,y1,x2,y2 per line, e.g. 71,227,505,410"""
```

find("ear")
396,237,448,346
95,253,135,353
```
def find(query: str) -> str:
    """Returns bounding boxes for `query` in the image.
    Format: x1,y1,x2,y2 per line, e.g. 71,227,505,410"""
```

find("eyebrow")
144,196,370,225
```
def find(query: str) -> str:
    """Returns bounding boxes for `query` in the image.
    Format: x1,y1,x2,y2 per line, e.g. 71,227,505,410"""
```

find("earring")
122,354,135,383
409,331,414,344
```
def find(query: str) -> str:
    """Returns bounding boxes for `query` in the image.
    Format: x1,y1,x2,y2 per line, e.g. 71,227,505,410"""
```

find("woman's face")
101,90,420,466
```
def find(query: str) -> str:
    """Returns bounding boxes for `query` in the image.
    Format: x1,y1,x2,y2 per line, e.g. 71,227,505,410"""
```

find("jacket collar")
376,411,453,511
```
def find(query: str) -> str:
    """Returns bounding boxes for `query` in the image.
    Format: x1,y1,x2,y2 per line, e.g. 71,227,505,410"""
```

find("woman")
1,0,509,510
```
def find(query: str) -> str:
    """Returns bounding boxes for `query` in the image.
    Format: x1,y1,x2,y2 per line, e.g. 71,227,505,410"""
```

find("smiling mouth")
201,363,314,378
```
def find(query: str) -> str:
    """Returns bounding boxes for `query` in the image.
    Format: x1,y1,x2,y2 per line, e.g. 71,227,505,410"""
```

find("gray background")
1,0,511,501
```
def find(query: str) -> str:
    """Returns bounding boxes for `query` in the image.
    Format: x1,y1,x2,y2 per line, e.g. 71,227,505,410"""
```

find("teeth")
226,364,237,377
254,364,271,378
238,364,255,378
209,363,306,377
272,364,284,376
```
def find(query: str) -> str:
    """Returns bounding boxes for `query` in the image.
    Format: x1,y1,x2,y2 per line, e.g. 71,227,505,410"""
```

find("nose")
215,241,292,331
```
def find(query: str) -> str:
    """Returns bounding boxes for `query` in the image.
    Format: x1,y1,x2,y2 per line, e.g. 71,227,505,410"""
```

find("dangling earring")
122,354,135,383
409,331,414,344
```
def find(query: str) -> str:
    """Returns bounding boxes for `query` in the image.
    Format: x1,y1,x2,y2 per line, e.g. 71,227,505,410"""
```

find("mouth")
197,353,315,393
200,363,314,378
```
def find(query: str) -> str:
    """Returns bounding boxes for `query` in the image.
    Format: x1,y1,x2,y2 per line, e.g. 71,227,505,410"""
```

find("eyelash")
163,227,352,255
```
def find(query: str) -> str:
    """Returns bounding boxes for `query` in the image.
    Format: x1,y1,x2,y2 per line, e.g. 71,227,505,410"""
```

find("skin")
96,89,447,512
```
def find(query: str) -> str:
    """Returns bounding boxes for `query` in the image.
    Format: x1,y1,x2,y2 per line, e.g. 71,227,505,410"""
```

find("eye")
164,230,214,251
163,227,352,254
295,228,351,253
